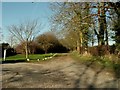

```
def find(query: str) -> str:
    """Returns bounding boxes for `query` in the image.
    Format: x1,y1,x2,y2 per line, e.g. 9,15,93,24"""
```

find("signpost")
2,43,9,61
3,49,6,61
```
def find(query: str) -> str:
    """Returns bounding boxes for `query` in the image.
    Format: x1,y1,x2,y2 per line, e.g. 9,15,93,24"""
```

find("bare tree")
8,19,42,59
51,2,92,54
6,34,18,48
15,41,39,54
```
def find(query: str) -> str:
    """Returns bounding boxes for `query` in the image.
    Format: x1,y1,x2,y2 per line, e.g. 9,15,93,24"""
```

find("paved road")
2,55,120,88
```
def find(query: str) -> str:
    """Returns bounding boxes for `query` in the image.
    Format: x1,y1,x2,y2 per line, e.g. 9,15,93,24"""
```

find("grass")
1,53,54,61
1,53,65,63
28,54,53,60
71,51,120,78
71,51,120,67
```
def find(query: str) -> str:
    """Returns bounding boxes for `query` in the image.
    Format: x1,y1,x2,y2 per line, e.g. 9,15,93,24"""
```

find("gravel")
2,55,120,88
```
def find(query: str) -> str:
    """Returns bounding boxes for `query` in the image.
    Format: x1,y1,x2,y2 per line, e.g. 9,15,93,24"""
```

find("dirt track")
2,55,120,88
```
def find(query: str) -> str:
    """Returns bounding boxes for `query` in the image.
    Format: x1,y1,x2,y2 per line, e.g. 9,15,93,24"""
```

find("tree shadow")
73,59,119,89
113,63,120,79
2,56,120,88
73,60,96,88
2,70,21,85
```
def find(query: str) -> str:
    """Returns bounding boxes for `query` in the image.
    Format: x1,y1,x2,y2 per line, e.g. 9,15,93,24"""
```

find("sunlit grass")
71,51,120,69
0,53,65,62
1,53,54,61
71,51,120,78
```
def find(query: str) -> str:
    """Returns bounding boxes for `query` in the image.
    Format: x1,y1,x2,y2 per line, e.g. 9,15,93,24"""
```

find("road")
2,55,120,88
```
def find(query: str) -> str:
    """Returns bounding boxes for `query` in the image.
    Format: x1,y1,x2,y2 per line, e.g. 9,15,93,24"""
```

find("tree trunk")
98,2,106,46
76,31,83,54
80,32,83,54
92,35,94,46
99,16,105,46
97,3,108,56
25,41,28,59
76,40,80,53
105,30,109,45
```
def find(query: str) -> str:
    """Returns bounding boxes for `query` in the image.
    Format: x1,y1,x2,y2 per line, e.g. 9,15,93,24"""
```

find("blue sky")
1,2,115,45
2,2,53,43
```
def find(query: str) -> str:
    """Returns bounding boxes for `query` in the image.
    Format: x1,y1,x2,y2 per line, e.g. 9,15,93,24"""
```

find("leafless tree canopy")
8,19,42,42
7,19,43,58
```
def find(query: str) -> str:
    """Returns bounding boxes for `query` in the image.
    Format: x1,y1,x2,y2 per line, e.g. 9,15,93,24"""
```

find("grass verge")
1,53,66,63
1,53,54,63
70,51,120,78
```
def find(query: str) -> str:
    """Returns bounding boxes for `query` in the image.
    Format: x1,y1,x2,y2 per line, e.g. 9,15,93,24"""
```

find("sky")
1,1,115,45
1,0,118,2
2,2,53,43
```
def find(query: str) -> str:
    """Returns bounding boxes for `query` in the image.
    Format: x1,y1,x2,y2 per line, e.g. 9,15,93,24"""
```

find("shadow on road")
73,60,119,89
2,56,120,88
